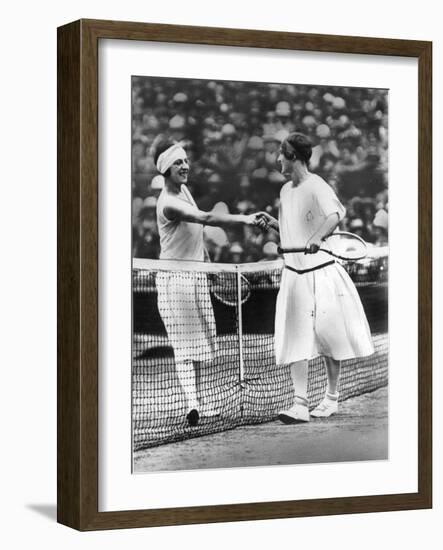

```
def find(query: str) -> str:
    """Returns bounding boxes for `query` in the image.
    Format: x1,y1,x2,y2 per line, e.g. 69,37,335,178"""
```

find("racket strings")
209,273,251,306
324,233,367,261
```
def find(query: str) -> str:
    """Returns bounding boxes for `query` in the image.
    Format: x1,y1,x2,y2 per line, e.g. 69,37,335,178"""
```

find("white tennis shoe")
278,403,310,424
310,394,339,418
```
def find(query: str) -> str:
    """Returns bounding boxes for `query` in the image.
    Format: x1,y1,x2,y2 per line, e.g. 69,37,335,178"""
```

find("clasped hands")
245,212,322,254
245,211,274,231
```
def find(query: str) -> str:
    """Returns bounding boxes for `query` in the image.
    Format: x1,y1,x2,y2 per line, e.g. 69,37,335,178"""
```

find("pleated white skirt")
275,262,374,364
156,271,217,363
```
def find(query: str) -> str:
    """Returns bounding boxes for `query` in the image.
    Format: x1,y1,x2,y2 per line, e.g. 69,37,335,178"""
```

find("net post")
236,265,245,387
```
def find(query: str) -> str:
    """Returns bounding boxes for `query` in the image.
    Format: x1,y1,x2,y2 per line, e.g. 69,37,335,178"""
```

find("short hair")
153,139,176,177
282,132,312,166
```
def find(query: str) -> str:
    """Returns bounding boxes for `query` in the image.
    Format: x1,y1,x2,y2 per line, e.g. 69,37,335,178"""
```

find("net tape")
133,257,388,450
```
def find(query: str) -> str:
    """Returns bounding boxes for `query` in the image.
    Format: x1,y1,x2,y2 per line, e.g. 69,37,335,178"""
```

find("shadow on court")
134,385,388,472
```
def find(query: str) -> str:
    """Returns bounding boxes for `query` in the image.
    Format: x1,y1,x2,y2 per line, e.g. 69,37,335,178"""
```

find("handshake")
245,211,276,231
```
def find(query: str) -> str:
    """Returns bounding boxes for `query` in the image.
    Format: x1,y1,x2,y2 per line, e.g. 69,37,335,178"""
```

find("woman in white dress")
259,133,374,423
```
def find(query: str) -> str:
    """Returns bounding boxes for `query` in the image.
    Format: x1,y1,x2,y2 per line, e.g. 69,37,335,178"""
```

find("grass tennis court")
134,385,388,472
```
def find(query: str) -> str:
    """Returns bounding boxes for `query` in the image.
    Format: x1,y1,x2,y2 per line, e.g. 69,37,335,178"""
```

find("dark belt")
284,260,335,275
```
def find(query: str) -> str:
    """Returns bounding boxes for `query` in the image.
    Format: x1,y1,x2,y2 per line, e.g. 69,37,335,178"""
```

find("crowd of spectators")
132,77,389,263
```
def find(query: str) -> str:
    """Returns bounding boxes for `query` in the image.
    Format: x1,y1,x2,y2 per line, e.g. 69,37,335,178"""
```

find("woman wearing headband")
154,140,264,427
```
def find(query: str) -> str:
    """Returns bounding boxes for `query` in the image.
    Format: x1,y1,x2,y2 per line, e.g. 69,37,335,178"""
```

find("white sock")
289,360,309,407
176,360,199,410
325,391,339,401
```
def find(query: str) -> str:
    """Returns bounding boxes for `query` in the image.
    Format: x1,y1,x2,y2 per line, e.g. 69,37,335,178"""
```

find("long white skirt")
156,271,217,363
275,262,374,364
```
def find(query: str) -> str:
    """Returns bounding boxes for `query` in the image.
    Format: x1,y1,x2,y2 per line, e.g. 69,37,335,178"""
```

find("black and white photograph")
131,75,389,473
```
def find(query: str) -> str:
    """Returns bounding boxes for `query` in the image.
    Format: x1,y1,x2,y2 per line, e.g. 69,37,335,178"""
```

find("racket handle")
277,246,307,254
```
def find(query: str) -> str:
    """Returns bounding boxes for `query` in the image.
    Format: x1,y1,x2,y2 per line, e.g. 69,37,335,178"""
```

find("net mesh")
133,257,388,450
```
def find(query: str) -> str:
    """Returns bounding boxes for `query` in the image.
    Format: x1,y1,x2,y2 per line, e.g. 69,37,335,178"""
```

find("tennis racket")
277,231,368,261
208,272,251,307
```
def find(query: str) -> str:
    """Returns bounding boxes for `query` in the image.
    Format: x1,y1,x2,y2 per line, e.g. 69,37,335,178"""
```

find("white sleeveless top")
279,174,346,271
156,185,204,261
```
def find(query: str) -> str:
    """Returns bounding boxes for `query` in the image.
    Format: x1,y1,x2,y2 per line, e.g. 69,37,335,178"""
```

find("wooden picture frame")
57,19,432,530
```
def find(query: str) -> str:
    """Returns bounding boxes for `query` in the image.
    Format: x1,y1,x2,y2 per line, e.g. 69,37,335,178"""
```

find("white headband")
156,144,187,175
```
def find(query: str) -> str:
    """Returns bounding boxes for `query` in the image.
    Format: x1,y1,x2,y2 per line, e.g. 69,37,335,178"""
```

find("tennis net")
133,255,388,450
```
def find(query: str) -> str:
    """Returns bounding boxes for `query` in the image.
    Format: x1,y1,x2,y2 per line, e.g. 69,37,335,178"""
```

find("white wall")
0,0,440,547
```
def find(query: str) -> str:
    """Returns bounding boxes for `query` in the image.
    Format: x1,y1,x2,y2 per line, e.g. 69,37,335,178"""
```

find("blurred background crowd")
132,77,389,263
